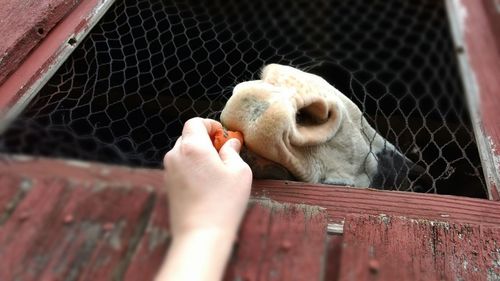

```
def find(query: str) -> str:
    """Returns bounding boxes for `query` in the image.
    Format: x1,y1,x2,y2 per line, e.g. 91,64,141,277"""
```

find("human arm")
155,117,252,281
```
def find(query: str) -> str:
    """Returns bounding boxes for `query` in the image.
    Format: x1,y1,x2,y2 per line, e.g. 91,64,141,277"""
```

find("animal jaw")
221,64,425,190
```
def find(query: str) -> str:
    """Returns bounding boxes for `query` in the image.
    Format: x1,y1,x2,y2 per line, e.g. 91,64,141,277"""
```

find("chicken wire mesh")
0,0,487,197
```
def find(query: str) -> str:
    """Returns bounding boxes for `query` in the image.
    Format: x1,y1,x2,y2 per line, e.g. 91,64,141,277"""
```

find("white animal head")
221,64,426,190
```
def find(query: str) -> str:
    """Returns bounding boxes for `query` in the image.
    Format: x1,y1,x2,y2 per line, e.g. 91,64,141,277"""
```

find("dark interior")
0,0,487,198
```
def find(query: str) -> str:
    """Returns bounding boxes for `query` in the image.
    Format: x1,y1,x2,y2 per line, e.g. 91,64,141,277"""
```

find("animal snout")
222,81,293,129
220,80,294,154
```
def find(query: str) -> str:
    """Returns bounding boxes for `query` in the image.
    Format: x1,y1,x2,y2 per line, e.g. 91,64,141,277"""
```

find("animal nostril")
295,102,330,126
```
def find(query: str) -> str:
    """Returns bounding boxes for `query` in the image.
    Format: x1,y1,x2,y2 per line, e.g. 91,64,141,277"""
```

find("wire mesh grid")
0,0,487,197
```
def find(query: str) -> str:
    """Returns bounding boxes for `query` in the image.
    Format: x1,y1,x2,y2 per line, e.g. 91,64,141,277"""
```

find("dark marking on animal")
371,148,428,192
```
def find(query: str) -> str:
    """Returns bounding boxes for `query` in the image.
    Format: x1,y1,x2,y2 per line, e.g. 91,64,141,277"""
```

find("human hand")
163,117,253,240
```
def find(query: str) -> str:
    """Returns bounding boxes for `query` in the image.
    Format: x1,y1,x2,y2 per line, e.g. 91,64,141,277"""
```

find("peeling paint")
0,0,117,134
147,226,170,252
250,197,325,219
452,0,468,34
488,136,500,187
11,155,35,162
430,220,451,230
487,269,500,281
65,159,92,168
107,220,126,250
20,178,33,191
378,214,390,225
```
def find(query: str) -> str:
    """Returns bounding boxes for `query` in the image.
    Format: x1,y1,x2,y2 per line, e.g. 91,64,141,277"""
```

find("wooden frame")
445,0,500,200
0,0,116,133
2,155,500,227
0,1,500,278
2,156,500,280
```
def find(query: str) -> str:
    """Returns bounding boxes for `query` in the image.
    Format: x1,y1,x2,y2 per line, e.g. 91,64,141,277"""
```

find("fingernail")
228,138,241,150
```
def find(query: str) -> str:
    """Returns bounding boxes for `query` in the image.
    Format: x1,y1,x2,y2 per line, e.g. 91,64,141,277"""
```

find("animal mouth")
239,146,296,181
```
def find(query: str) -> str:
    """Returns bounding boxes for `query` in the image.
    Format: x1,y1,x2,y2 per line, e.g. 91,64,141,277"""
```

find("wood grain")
0,170,330,281
224,200,328,281
0,176,155,281
0,0,81,84
457,0,500,198
3,157,500,280
2,156,500,227
338,214,500,281
123,196,170,281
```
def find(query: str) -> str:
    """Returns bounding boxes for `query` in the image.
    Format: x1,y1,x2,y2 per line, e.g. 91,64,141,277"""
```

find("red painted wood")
483,0,500,49
0,178,68,280
0,0,106,112
461,0,500,198
324,235,343,281
0,176,154,281
338,214,500,281
3,157,500,279
0,170,330,281
224,200,328,281
123,196,170,281
0,174,27,222
0,0,81,85
251,181,500,226
223,200,273,281
2,157,500,227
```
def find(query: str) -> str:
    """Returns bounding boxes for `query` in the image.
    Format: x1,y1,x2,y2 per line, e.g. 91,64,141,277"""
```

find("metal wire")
0,0,487,197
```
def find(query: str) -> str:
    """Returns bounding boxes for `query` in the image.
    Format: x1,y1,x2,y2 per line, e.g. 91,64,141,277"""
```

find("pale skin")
156,117,253,281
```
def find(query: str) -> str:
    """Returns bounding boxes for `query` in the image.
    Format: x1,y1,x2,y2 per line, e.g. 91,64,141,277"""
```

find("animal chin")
239,147,296,181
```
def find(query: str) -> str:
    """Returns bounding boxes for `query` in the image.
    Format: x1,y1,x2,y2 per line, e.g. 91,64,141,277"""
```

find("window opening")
0,0,487,198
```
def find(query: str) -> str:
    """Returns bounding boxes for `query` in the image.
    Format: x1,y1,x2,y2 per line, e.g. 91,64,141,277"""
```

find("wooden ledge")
1,155,499,227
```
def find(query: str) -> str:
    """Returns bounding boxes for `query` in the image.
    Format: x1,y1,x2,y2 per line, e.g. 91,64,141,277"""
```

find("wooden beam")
338,214,500,280
0,0,81,85
223,200,328,281
1,155,500,227
446,0,500,199
0,170,329,281
0,0,115,133
0,176,155,280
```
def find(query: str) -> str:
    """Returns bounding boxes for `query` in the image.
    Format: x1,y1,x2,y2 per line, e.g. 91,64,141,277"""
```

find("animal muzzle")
239,147,295,181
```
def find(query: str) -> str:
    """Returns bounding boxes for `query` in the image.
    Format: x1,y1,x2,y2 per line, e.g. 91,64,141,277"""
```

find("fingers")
177,118,220,156
163,136,182,168
219,139,251,174
182,118,221,147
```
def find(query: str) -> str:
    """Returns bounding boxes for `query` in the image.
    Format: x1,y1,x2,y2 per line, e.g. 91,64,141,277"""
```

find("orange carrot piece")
212,127,244,151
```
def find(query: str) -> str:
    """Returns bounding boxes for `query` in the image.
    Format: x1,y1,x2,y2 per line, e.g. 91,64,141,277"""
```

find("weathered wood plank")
0,170,330,281
2,156,500,227
251,181,500,226
0,175,154,281
123,195,170,281
224,199,328,281
324,234,343,281
3,157,500,280
0,0,115,134
0,178,69,280
0,174,32,225
223,199,273,281
338,214,500,281
0,0,81,84
447,0,500,199
0,174,22,210
482,0,500,51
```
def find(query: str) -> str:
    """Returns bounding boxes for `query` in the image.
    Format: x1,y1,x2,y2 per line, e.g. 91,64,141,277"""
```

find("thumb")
219,138,244,165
